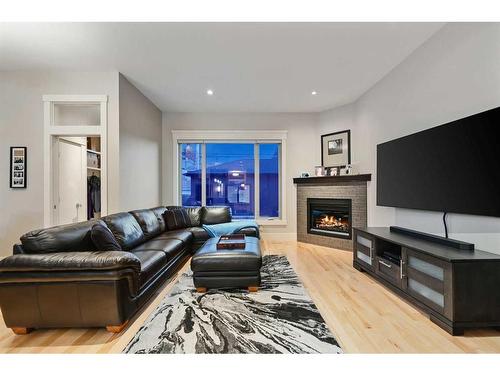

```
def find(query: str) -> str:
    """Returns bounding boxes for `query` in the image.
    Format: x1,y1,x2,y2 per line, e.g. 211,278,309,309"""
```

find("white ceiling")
0,23,444,112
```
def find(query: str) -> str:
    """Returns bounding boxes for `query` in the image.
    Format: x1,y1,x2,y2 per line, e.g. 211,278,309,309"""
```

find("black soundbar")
389,226,475,251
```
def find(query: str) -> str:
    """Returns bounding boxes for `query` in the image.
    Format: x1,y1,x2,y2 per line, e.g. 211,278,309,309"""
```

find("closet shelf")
86,149,101,155
87,166,101,171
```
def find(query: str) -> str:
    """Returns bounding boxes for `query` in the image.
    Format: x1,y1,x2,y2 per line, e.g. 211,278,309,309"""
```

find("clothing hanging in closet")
87,175,101,219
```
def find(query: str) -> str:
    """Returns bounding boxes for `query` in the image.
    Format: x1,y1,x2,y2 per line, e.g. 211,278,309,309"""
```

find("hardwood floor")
1,240,500,353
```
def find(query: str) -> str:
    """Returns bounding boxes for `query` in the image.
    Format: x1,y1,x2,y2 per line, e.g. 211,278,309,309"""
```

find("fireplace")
307,198,352,239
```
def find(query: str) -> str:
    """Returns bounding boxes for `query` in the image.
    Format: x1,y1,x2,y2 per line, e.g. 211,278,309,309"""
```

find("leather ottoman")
190,236,262,292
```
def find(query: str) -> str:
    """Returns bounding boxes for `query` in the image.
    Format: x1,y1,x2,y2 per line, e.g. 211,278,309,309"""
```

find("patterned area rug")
124,255,342,354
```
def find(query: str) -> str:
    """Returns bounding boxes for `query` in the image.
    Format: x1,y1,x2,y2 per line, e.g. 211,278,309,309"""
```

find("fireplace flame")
315,214,348,232
320,215,340,226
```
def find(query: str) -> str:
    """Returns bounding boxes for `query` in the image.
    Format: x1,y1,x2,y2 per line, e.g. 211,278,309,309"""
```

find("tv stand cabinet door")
354,230,375,270
402,248,453,319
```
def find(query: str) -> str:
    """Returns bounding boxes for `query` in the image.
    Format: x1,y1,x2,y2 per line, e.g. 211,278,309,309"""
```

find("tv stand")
353,227,500,335
389,226,475,251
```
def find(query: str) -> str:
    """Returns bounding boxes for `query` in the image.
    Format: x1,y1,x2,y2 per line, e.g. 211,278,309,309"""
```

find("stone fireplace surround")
294,175,371,250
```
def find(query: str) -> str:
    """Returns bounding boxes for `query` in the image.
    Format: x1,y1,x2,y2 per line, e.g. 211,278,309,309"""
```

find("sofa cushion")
132,238,185,261
130,250,168,287
167,206,203,227
163,209,191,230
186,226,210,243
201,206,232,225
155,229,194,245
20,219,100,254
130,209,162,240
90,223,122,251
102,213,145,251
150,206,167,232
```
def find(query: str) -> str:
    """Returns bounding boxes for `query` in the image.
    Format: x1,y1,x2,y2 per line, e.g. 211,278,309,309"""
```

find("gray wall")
119,74,163,211
315,23,500,253
0,71,120,257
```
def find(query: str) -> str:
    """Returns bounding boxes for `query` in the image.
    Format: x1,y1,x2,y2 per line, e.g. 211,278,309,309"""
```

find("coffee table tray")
216,234,246,250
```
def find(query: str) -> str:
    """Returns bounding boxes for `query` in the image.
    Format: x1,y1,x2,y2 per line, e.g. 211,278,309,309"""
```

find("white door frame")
43,95,108,227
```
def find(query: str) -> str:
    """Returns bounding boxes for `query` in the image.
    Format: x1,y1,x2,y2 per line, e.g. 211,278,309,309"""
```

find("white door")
54,137,87,225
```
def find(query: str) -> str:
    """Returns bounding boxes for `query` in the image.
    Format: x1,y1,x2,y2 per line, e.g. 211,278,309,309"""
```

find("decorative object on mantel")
340,164,356,175
327,166,339,176
321,130,351,168
300,171,310,178
10,146,27,189
314,165,325,177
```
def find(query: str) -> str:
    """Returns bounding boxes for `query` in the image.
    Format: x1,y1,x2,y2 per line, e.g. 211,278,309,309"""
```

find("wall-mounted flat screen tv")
377,106,500,217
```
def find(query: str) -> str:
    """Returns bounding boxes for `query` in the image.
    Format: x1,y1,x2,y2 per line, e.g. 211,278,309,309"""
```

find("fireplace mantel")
293,174,371,184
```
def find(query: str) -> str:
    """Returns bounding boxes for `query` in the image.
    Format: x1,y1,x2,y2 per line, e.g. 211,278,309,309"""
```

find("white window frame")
172,130,287,226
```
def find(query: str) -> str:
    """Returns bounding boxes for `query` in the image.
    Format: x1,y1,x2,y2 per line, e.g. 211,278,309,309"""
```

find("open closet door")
54,137,87,225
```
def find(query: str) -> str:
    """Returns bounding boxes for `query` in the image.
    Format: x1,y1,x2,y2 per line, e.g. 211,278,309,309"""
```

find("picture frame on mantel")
10,146,27,189
321,130,351,168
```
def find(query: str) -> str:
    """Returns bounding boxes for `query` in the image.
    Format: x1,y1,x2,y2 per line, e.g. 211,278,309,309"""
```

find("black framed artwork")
10,147,27,188
321,130,351,168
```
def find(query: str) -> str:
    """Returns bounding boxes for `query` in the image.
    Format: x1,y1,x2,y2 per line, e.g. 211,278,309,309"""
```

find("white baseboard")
260,232,297,241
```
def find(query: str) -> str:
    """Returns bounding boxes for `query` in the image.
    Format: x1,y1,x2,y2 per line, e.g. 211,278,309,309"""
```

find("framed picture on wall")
10,147,27,189
321,130,351,167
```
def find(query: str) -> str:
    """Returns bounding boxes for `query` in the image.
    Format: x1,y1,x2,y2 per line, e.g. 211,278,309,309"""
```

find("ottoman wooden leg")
196,287,207,293
106,320,129,334
11,327,33,335
248,286,259,292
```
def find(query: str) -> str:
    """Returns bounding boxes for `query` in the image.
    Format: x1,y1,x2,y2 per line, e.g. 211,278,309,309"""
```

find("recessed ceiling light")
311,91,318,95
206,89,214,96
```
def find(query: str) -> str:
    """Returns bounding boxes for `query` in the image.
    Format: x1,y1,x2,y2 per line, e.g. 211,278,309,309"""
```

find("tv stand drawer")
375,257,401,288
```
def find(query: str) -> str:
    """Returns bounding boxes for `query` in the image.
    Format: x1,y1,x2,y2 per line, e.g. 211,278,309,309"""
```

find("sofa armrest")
0,251,141,274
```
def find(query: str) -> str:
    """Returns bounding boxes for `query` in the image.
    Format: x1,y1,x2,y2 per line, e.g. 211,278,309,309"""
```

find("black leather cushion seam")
154,230,193,245
193,270,260,276
136,250,189,292
192,253,261,260
132,238,184,255
135,250,169,287
163,209,191,230
138,257,168,287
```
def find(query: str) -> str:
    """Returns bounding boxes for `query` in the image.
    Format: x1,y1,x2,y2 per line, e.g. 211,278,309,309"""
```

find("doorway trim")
43,95,108,227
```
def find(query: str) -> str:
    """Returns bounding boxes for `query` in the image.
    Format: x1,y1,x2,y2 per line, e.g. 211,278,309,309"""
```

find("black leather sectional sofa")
0,206,258,334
